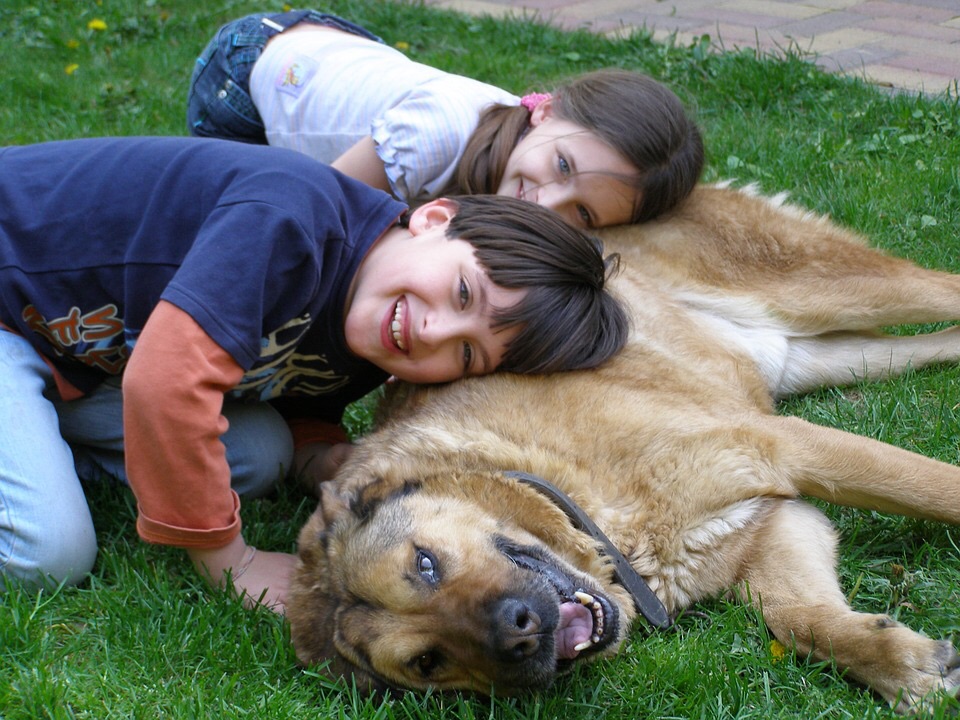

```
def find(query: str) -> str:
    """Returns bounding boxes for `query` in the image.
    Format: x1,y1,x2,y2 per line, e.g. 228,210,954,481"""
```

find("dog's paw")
893,641,960,716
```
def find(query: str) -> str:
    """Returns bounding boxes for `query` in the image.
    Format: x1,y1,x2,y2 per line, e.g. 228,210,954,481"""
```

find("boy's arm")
331,136,392,194
122,300,295,611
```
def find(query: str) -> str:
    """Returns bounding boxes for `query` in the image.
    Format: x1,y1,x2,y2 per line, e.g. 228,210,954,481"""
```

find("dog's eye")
412,650,442,678
416,549,439,586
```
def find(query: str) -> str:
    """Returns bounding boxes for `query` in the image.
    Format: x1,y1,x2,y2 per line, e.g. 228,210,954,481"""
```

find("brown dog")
287,184,960,714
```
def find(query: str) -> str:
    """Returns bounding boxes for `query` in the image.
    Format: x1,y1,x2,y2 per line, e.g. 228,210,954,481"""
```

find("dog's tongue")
554,601,593,659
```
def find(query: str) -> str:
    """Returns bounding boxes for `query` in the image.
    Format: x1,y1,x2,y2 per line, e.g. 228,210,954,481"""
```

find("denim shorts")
186,9,382,142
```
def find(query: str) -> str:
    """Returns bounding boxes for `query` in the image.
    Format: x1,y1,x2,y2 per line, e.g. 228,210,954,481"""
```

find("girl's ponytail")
441,103,529,196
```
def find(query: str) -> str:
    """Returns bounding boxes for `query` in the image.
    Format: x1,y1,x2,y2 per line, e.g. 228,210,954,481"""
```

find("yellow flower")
395,41,410,51
65,63,80,75
87,19,107,31
282,4,292,11
769,639,787,663
66,39,80,49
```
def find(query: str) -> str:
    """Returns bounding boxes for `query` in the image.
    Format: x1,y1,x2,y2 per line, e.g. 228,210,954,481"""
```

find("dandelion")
87,18,107,31
65,63,80,76
395,41,410,51
769,639,787,663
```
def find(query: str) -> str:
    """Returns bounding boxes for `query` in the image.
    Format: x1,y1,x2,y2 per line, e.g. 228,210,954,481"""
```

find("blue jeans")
0,329,293,591
186,9,381,142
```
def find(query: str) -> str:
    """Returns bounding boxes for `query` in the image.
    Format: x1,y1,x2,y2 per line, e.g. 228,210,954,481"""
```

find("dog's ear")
289,598,392,697
288,496,396,698
288,498,346,666
317,478,353,527
315,474,401,526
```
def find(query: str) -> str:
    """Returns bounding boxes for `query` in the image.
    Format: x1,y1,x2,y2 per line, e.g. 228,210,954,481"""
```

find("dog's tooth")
574,591,594,605
591,634,600,644
573,640,594,653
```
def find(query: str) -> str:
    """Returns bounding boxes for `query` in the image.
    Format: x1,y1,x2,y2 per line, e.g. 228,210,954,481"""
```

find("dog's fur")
287,184,960,714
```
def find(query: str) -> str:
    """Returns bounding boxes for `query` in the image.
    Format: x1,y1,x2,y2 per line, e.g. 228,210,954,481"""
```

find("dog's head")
287,469,636,695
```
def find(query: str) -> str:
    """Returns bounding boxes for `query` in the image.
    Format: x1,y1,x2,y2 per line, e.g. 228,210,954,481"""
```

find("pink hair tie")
520,92,551,112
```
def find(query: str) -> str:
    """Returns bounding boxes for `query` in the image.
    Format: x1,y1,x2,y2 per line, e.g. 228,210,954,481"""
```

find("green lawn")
1,0,959,717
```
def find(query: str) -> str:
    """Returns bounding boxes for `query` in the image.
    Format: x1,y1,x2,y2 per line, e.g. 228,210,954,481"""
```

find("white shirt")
249,28,519,202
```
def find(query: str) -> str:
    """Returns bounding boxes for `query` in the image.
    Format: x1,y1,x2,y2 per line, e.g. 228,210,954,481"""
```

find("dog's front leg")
739,499,960,714
765,415,960,526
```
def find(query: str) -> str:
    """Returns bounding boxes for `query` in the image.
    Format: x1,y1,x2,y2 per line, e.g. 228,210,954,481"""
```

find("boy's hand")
294,441,354,497
188,535,297,613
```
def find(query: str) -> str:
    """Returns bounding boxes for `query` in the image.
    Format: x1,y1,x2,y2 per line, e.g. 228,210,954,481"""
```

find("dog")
287,183,960,714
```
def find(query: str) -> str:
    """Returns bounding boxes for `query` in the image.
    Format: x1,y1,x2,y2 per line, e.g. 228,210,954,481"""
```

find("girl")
187,9,704,229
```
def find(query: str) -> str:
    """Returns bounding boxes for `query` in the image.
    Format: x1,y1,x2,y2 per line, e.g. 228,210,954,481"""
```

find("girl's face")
344,199,524,384
496,99,639,230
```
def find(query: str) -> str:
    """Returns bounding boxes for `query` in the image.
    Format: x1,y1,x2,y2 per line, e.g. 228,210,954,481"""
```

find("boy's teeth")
392,301,406,350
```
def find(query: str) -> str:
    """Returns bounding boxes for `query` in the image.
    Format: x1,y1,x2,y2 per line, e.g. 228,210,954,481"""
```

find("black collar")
506,471,671,631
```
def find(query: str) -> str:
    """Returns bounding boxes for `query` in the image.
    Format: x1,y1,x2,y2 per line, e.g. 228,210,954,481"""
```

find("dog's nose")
495,598,543,661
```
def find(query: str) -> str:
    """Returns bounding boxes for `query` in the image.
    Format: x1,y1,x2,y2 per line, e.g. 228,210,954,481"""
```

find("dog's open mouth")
498,537,619,662
556,590,609,659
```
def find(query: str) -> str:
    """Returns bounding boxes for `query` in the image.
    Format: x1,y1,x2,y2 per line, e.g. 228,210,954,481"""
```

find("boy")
0,136,627,610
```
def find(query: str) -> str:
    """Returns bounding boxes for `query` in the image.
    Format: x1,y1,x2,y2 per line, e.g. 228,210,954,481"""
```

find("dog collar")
506,470,672,631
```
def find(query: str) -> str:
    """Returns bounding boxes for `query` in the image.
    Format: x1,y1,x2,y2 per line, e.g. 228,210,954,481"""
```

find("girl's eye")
458,277,470,308
558,155,570,176
577,204,592,227
462,341,473,374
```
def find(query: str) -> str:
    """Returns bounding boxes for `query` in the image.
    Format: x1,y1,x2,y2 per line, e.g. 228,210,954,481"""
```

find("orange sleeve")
123,300,246,549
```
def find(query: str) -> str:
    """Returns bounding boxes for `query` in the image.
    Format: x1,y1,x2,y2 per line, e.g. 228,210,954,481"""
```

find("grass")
1,0,959,717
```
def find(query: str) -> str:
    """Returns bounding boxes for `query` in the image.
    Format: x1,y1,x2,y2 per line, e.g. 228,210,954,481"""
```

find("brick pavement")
424,0,960,97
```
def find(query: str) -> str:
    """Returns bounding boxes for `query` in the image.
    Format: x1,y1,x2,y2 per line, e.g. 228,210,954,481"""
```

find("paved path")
425,0,960,97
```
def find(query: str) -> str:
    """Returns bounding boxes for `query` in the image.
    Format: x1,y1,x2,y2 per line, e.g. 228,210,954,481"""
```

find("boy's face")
496,98,638,230
344,200,525,384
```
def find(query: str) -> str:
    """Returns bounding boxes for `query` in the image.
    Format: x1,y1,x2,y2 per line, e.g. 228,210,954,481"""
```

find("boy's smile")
344,200,524,384
389,298,408,351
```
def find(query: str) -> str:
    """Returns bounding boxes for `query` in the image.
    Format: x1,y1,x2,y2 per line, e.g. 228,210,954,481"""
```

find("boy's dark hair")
441,194,629,374
444,69,705,223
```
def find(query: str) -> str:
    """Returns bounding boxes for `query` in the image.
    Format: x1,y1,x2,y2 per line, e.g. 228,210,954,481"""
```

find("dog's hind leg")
765,266,960,334
766,416,960,525
777,326,960,397
739,499,960,714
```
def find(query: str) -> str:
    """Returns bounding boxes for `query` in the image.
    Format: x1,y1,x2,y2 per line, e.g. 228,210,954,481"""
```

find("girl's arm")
331,135,392,194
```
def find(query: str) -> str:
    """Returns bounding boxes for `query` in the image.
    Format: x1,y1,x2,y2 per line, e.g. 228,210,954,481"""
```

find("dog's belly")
678,292,792,393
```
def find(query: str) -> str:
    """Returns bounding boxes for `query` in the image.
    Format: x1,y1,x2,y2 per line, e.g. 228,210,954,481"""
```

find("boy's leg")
54,378,294,498
0,330,97,591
